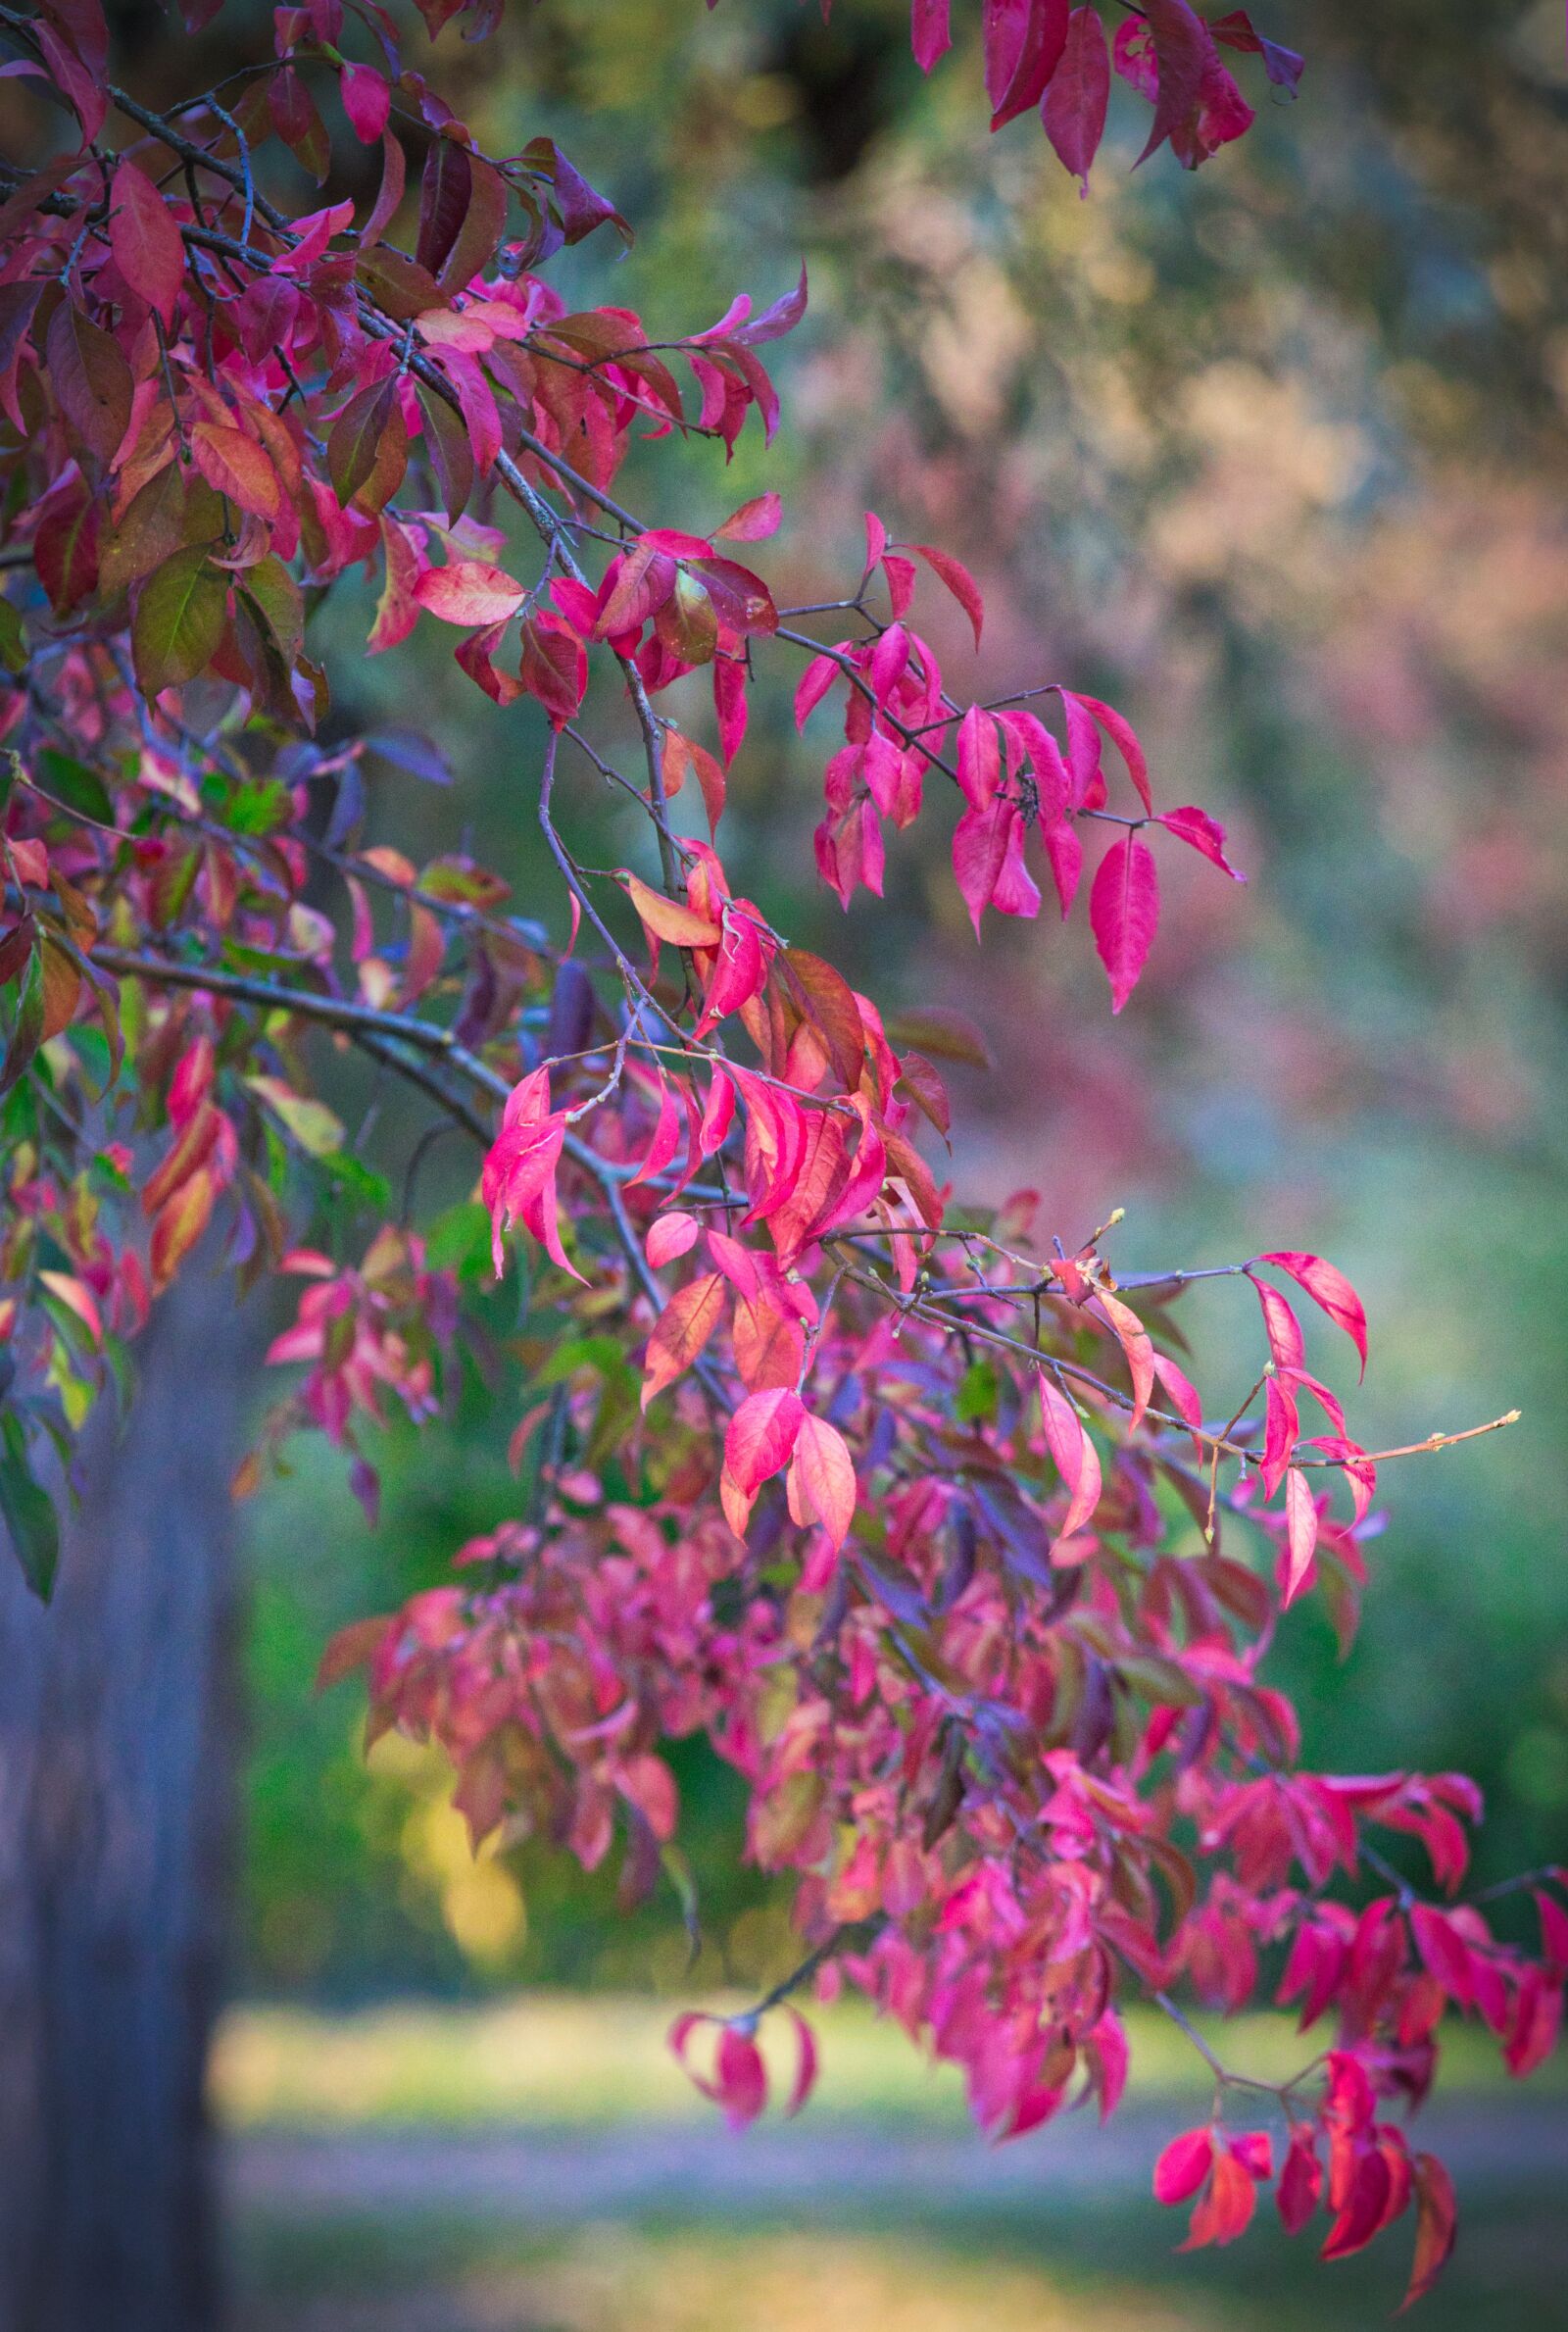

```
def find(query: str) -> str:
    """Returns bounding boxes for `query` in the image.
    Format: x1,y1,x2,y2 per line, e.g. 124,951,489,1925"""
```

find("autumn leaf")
414,561,528,627
109,158,184,326
132,547,226,694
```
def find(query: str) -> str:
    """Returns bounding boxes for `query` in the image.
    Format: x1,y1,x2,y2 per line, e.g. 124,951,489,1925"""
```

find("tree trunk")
0,1268,253,2332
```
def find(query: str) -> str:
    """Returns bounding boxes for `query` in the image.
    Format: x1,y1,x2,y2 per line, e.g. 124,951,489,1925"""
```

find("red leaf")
714,490,782,542
1125,0,1210,166
1536,1887,1568,1975
1410,1904,1476,2007
1184,2146,1257,2249
1153,2125,1214,2207
595,540,677,639
190,422,280,522
987,0,1070,131
415,561,527,627
1321,2145,1394,2261
46,300,131,464
1089,836,1159,1013
725,1387,806,1498
1400,2155,1456,2310
1277,2127,1322,2234
1044,8,1110,192
1259,1252,1369,1379
110,159,183,327
519,614,586,725
480,1066,580,1281
907,542,984,646
364,131,407,248
954,802,1036,937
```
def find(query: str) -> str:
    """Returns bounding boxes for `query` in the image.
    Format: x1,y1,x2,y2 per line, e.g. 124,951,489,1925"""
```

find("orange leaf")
621,868,721,948
641,1271,726,1410
1095,1288,1154,1430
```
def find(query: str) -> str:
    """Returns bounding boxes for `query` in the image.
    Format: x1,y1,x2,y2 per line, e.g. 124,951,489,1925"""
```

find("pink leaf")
1094,1288,1154,1430
1153,2126,1214,2207
1152,1350,1203,1450
1259,1252,1369,1378
732,265,808,347
1157,804,1246,879
1261,1375,1299,1500
1251,1274,1305,1371
910,0,953,72
1039,1372,1102,1546
786,1412,858,1550
907,543,984,646
1089,836,1159,1013
715,2025,767,2128
1069,690,1152,813
1282,1468,1318,1606
956,706,1002,813
725,1387,807,1497
341,61,391,143
646,1211,701,1268
784,2009,818,2115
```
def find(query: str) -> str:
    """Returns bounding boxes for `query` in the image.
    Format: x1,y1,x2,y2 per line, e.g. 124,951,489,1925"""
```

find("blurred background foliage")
236,0,1568,2002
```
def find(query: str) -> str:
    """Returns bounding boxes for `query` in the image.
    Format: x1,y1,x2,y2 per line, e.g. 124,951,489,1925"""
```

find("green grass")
215,1992,1564,2132
234,2175,1568,2332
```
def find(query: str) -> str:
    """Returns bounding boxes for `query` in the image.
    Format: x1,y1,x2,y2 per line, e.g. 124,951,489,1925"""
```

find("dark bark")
0,1267,253,2332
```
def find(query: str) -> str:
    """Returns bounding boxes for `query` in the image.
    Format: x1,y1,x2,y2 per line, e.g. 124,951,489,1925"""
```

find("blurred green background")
224,1,1568,2320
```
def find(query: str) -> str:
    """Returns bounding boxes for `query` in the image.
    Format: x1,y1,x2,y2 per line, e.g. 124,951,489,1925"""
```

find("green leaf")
0,944,44,1095
0,597,24,674
0,1414,59,1601
424,1199,492,1277
35,746,115,825
955,1358,1000,1424
239,554,305,666
222,777,292,836
320,1151,391,1211
245,1072,347,1159
132,546,226,695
